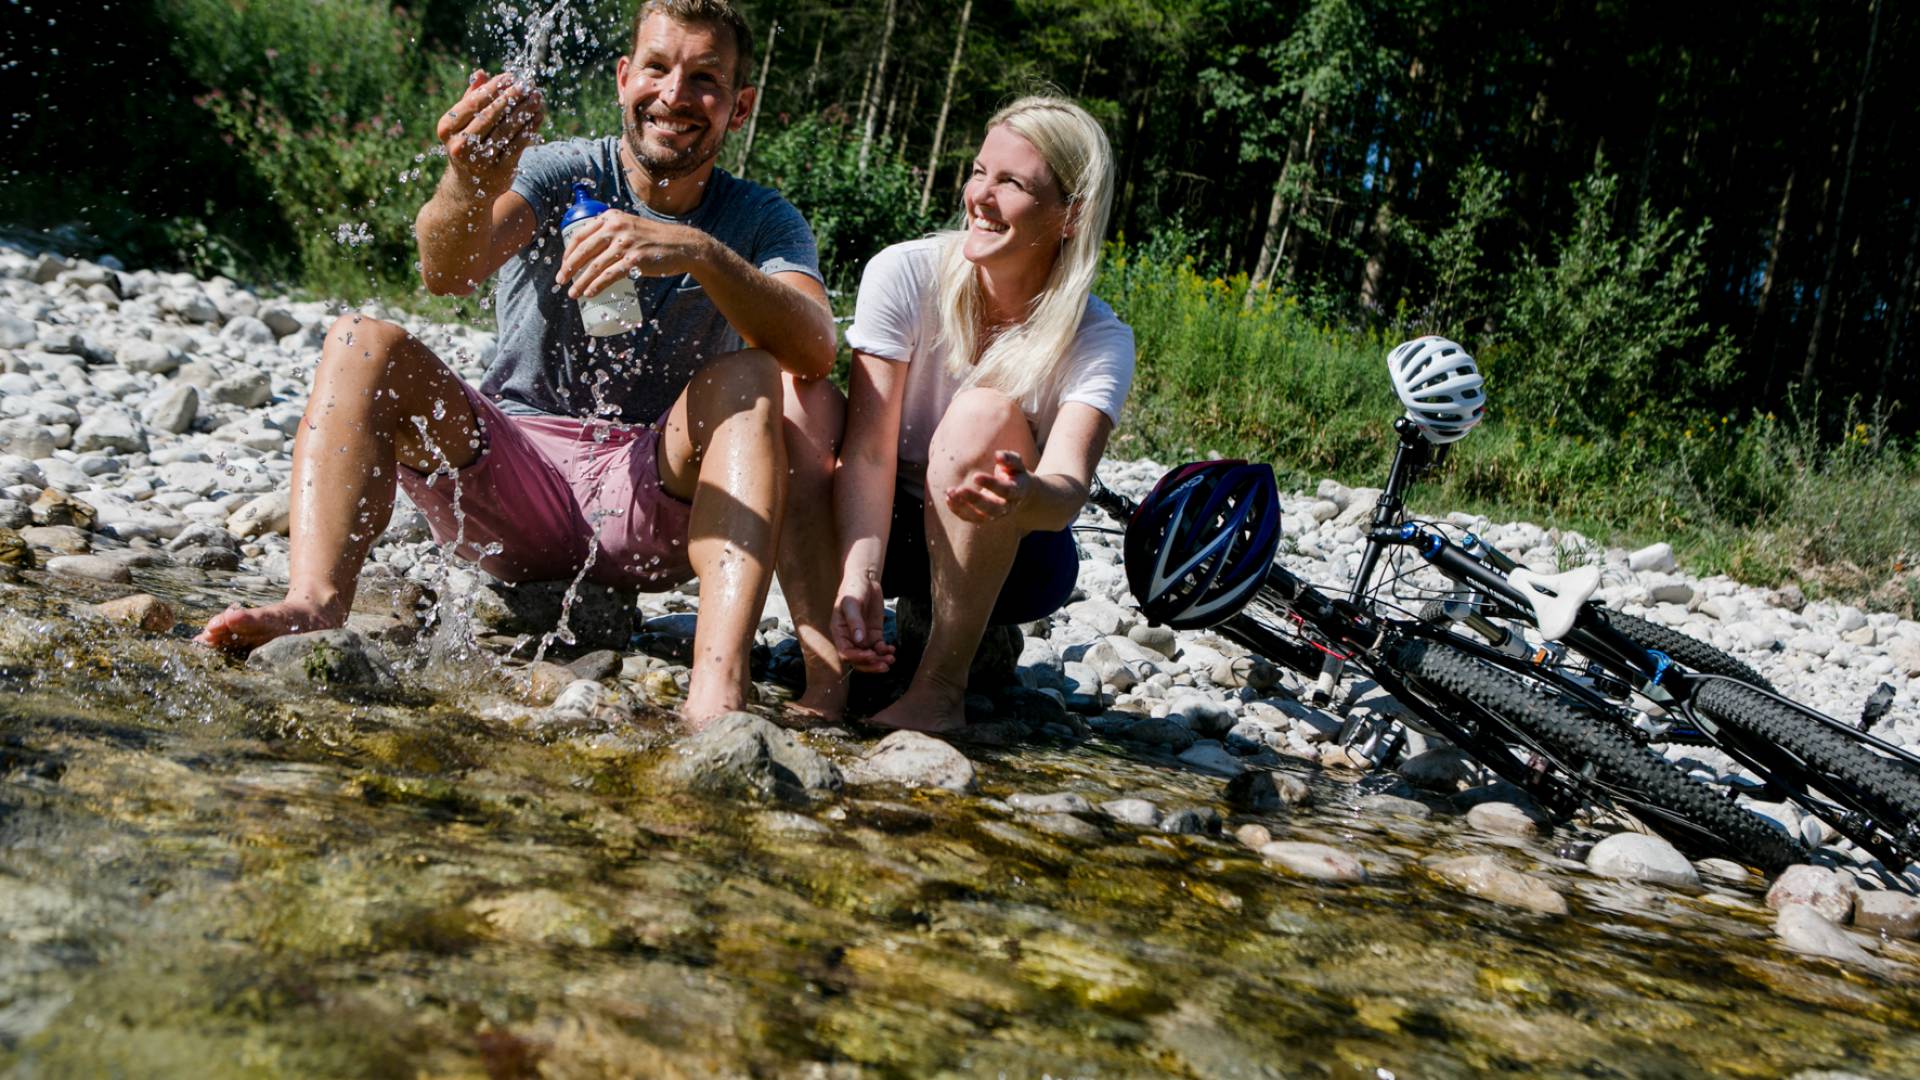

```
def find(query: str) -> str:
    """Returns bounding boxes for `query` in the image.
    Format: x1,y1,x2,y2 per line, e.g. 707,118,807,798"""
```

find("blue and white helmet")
1388,336,1486,444
1123,460,1282,630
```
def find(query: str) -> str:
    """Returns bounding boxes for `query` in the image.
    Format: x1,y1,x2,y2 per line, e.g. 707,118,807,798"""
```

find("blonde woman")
820,96,1134,733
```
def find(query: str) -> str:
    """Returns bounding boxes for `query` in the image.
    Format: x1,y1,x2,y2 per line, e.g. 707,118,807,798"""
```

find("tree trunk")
735,20,778,179
878,71,902,157
919,0,972,217
893,79,919,159
1268,115,1320,287
804,20,824,108
857,0,899,174
1872,202,1920,449
1801,0,1881,386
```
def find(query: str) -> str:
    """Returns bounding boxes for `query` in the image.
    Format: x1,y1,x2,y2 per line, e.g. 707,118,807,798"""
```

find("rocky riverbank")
2,243,1918,1075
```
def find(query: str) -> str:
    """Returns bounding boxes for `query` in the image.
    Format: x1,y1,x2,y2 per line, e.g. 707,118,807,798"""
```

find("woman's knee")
926,388,1027,486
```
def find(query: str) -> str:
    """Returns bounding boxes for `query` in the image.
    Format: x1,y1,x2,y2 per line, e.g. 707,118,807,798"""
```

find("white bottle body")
559,218,644,337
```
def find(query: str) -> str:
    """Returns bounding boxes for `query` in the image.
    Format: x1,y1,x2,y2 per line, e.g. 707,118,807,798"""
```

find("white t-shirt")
844,236,1136,492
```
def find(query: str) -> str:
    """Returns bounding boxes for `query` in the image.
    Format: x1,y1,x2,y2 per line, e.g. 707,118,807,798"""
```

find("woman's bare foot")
865,680,970,734
786,675,847,726
194,596,346,654
681,684,749,732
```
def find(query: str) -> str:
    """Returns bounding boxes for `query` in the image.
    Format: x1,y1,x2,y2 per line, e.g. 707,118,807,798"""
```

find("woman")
823,95,1133,733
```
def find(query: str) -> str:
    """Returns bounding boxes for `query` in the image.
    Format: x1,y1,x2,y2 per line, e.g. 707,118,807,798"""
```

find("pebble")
1175,740,1245,777
1099,798,1162,827
92,593,176,632
45,554,131,583
1356,793,1432,820
1428,855,1569,915
1765,864,1859,923
848,731,976,792
1007,792,1093,814
1257,841,1369,883
1225,769,1311,811
1465,801,1542,838
1585,832,1700,890
1773,904,1880,967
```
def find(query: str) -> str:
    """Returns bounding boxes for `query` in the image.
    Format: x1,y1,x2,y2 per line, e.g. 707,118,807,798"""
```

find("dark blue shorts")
881,484,1079,625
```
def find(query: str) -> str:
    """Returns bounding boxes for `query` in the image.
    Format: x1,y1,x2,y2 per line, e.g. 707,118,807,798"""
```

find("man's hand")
945,450,1034,524
556,212,714,299
831,573,896,673
437,70,545,199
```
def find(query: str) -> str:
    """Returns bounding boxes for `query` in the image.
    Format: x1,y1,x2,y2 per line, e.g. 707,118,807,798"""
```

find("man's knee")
691,349,783,416
782,373,845,480
318,313,419,388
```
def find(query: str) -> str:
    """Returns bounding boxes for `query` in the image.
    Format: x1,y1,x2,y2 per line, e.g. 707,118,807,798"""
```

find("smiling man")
197,0,846,726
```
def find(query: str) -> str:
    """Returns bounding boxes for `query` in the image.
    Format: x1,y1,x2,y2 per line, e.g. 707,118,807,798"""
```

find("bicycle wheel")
1694,679,1920,869
1594,609,1774,691
1385,636,1805,873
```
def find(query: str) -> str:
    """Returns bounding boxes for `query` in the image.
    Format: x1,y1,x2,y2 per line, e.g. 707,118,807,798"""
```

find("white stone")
1765,864,1859,923
1585,832,1700,889
1774,905,1879,967
1258,841,1368,883
227,490,292,539
1628,542,1676,573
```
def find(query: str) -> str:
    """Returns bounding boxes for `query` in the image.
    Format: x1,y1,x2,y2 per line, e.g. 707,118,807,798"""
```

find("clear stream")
1,571,1916,1079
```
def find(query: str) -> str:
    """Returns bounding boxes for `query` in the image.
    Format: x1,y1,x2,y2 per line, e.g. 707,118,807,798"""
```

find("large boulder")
247,628,397,694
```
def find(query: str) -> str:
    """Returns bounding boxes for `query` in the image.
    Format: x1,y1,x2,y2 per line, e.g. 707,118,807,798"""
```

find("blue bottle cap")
560,182,610,230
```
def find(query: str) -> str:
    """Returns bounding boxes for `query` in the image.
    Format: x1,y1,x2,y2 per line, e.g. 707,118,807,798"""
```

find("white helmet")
1388,336,1485,444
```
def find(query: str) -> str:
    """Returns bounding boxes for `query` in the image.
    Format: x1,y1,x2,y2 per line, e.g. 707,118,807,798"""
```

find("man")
197,0,849,726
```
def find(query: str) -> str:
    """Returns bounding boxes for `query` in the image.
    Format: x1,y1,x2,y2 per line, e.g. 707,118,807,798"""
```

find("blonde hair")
933,96,1116,415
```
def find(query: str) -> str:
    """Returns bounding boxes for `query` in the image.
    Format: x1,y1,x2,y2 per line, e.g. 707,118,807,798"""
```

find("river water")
2,575,1916,1079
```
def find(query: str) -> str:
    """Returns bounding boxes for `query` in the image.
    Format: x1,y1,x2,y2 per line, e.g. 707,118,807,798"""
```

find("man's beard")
622,107,724,181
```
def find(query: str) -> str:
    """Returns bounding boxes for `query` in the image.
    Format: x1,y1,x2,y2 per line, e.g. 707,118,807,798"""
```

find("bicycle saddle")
1507,564,1602,639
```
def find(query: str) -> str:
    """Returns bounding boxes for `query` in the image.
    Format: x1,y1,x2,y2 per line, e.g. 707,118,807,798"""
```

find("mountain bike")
1087,464,1806,874
1336,419,1920,870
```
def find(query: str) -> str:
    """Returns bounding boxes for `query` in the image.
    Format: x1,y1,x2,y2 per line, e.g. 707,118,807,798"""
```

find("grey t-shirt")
483,136,822,425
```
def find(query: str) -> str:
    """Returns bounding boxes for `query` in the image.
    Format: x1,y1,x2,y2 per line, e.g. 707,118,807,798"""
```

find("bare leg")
657,350,787,727
868,389,1037,734
776,373,849,721
196,313,481,652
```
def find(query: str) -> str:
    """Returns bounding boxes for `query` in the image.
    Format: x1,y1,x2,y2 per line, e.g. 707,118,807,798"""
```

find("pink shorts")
396,384,694,589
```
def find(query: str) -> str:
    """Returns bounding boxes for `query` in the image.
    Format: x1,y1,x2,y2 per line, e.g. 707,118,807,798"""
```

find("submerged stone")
660,712,843,801
1429,855,1569,915
246,627,397,693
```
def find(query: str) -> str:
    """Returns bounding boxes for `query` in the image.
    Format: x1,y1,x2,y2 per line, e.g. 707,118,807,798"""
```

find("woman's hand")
944,449,1033,524
557,213,713,299
831,573,896,673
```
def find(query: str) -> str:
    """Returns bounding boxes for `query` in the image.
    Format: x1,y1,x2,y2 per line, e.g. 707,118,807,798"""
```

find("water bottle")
559,182,643,337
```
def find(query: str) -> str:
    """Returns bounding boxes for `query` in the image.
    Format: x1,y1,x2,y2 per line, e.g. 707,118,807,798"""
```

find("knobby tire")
1387,637,1804,873
1694,679,1920,869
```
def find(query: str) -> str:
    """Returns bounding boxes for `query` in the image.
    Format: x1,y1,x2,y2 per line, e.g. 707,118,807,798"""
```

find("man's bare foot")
865,681,970,734
785,675,847,726
194,597,346,654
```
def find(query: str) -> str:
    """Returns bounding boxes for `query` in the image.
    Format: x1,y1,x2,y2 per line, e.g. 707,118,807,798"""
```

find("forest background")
3,0,1918,609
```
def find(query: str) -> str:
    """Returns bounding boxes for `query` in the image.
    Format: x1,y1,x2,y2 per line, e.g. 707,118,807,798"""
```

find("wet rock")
565,649,623,682
1225,769,1311,811
1175,740,1245,778
0,526,34,568
1398,747,1476,792
173,544,241,571
19,524,89,555
1157,805,1222,835
1112,715,1196,751
1258,841,1368,883
45,554,132,583
1021,812,1104,842
246,627,397,693
1235,823,1272,848
227,490,292,539
543,680,633,726
468,888,615,949
1766,865,1859,923
661,712,844,801
848,730,975,792
1429,855,1569,915
1006,791,1093,814
0,499,29,530
1092,798,1160,829
1466,801,1544,839
1774,904,1879,967
31,489,95,529
1852,890,1920,939
1357,793,1432,820
472,577,636,651
1585,832,1700,890
92,593,175,632
519,661,579,704
994,685,1073,731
